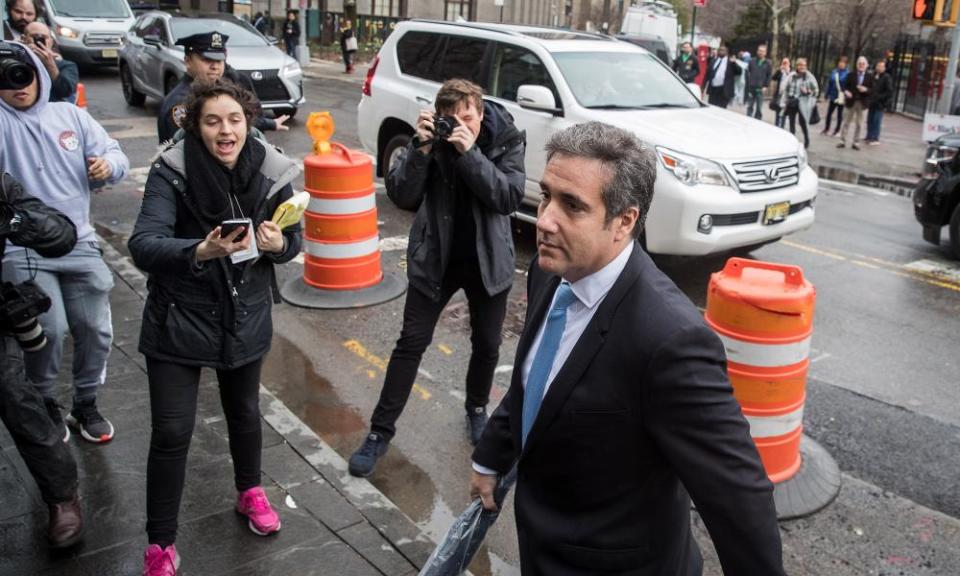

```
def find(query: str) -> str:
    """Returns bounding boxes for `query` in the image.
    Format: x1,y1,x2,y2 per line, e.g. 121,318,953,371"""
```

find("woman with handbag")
779,57,819,149
822,56,849,136
770,57,791,128
340,20,358,74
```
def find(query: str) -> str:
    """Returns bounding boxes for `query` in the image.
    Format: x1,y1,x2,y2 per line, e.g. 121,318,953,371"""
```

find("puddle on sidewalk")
262,335,510,576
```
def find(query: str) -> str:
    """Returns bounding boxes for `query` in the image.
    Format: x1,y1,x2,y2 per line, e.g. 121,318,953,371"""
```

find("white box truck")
620,0,679,62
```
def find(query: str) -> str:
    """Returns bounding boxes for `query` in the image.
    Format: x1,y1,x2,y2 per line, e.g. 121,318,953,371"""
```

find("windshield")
171,19,268,47
552,51,701,109
46,0,131,18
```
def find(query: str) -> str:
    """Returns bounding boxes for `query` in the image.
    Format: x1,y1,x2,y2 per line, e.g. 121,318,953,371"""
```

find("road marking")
809,351,832,364
380,236,408,252
904,258,960,284
343,339,431,400
780,239,847,261
437,344,453,355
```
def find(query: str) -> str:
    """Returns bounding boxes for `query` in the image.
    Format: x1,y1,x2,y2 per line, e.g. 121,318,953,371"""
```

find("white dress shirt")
473,242,634,475
711,57,728,87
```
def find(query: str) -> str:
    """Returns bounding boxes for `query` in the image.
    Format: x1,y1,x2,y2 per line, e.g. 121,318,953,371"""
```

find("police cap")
175,32,229,61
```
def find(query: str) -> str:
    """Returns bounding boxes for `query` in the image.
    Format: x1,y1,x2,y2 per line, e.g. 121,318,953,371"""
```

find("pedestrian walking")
822,56,848,136
347,79,525,478
0,41,128,445
339,19,357,74
672,41,699,84
770,57,791,128
469,121,785,576
20,21,79,103
838,56,874,150
704,46,741,109
745,45,772,120
865,60,893,145
129,80,303,576
282,9,300,59
780,57,819,149
157,32,288,144
0,172,83,549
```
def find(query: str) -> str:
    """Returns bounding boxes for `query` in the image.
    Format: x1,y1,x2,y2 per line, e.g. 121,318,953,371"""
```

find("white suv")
357,20,817,256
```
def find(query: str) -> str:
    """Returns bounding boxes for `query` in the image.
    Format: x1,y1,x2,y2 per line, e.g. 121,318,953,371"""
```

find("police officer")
157,32,290,143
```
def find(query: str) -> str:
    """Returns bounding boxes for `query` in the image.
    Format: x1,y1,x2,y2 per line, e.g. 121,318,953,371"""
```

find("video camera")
0,41,36,91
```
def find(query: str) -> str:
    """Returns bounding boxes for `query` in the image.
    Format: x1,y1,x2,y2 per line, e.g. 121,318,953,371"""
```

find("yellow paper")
271,191,310,230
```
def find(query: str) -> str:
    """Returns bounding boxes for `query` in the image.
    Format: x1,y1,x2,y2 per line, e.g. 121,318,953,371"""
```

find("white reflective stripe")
718,333,811,368
745,406,804,438
307,194,376,215
304,236,379,259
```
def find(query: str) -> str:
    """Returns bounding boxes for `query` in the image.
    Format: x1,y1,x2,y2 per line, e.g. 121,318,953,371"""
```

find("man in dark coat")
282,10,300,59
704,45,741,108
838,55,874,150
745,44,772,119
157,32,288,144
865,60,893,145
672,41,699,84
0,172,83,548
470,122,784,576
348,78,526,477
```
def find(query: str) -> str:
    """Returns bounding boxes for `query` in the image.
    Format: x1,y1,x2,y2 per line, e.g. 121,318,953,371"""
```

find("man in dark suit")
470,122,784,575
704,45,741,108
837,55,874,150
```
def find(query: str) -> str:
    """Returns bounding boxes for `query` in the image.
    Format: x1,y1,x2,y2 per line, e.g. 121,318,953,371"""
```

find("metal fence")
307,11,401,47
890,34,950,117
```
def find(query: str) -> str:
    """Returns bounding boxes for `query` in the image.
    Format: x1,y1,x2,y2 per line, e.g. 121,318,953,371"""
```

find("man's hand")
195,225,252,262
470,470,498,512
414,109,434,155
256,220,284,253
274,114,291,131
857,85,867,93
26,40,59,79
844,90,853,99
447,117,478,155
87,157,112,181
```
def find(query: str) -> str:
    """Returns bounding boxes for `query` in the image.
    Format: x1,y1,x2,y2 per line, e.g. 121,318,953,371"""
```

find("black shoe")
66,399,115,443
44,399,70,443
348,432,388,478
466,406,488,446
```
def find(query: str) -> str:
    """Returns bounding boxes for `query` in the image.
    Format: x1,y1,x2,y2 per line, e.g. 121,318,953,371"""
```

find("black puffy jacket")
128,139,302,369
0,172,77,262
387,100,525,301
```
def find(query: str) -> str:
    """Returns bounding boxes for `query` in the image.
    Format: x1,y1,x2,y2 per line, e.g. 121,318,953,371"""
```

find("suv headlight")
656,147,732,187
282,60,301,77
797,145,808,172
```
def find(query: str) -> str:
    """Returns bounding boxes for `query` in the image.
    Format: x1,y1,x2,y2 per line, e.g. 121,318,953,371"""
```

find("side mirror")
143,34,162,47
517,84,561,115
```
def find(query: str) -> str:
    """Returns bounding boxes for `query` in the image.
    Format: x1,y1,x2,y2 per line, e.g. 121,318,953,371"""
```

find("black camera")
433,115,459,142
0,42,36,91
0,281,51,352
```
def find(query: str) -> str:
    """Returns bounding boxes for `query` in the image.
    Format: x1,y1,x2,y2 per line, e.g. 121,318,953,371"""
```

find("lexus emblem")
251,71,263,81
764,166,781,183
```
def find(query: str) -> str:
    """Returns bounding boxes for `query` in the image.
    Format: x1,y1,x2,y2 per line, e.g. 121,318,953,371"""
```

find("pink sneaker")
143,544,179,576
236,486,281,536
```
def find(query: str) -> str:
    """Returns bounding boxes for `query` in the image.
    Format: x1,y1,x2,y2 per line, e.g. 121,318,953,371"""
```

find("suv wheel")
949,203,960,259
382,133,412,177
120,64,146,106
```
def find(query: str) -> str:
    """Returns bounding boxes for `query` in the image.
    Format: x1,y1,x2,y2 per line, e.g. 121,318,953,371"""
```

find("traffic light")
914,0,937,20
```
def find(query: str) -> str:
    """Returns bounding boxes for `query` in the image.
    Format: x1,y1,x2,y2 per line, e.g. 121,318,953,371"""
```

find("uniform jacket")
672,53,699,84
128,138,302,369
386,100,525,302
473,245,784,576
843,69,874,106
704,56,742,100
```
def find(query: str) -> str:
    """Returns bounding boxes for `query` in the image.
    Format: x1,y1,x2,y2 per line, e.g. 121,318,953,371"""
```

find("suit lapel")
520,244,645,458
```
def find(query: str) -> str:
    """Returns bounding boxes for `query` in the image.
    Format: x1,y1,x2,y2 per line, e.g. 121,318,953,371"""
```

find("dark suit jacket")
843,70,874,106
704,57,741,100
473,244,784,576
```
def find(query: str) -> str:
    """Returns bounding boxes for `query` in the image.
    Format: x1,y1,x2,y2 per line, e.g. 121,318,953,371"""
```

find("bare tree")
797,0,911,58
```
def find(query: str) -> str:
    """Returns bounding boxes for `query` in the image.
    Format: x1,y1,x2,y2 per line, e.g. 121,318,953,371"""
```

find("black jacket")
704,56,741,100
387,100,525,301
870,71,894,110
473,245,784,576
0,172,77,265
843,69,874,106
157,69,277,144
746,57,772,90
340,28,355,53
49,58,79,103
283,20,300,41
672,53,699,84
128,139,302,369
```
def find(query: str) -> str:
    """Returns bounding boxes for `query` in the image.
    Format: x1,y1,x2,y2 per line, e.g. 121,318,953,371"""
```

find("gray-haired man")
470,122,784,575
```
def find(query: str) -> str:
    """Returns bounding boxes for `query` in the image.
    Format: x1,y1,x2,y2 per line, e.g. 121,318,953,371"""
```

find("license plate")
763,201,790,225
101,49,118,58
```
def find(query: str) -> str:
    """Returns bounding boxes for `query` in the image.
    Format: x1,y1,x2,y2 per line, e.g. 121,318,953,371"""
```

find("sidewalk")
0,240,435,576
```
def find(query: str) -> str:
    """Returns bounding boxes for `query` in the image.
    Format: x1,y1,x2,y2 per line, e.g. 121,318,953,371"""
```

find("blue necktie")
522,282,577,446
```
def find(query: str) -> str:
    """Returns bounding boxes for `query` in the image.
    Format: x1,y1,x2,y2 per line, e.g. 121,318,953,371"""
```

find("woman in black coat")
339,19,356,74
128,80,302,575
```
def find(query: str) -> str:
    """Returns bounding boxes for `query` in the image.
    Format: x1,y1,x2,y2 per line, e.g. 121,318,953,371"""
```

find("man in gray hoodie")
0,41,128,444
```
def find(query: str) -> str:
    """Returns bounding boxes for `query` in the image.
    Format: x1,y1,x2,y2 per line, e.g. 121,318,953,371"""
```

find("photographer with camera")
0,41,129,444
20,21,79,103
0,171,84,548
348,78,525,478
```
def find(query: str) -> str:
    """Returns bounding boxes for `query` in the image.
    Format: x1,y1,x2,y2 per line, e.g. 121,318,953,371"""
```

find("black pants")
707,86,729,108
824,100,844,134
787,107,810,148
146,357,263,546
0,336,77,504
370,262,510,441
342,50,353,71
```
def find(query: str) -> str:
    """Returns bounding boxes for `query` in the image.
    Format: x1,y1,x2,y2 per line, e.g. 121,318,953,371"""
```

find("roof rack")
406,19,614,41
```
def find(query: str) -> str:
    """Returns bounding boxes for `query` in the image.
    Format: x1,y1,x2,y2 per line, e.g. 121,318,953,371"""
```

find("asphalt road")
80,65,960,575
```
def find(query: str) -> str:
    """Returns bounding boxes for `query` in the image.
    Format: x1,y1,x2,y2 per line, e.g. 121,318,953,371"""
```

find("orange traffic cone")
75,83,87,108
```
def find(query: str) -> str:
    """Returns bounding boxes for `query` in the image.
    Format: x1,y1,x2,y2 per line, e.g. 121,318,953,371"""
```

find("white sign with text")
923,113,960,142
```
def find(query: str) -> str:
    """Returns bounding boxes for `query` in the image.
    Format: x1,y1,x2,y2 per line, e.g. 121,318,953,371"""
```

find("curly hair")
181,79,261,136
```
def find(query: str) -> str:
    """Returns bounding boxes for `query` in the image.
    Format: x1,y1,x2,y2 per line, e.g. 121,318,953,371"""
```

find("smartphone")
219,218,250,242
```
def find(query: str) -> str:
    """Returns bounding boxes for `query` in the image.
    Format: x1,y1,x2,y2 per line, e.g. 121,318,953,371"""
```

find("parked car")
617,33,671,65
119,11,304,117
43,0,135,66
357,20,817,256
914,134,960,258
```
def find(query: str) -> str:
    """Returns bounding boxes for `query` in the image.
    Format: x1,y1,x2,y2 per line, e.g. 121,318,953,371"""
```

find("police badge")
172,104,187,128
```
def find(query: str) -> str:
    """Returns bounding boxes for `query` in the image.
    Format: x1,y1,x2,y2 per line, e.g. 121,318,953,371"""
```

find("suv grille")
239,70,289,102
730,156,800,192
84,33,123,47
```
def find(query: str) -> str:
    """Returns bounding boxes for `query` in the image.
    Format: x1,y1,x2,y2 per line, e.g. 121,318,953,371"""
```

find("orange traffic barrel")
705,258,814,483
76,83,87,108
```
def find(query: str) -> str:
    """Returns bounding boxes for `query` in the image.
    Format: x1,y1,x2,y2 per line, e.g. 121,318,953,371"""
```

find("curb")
812,162,919,198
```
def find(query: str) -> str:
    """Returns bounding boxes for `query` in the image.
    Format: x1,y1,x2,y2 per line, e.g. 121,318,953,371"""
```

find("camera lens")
0,58,35,90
